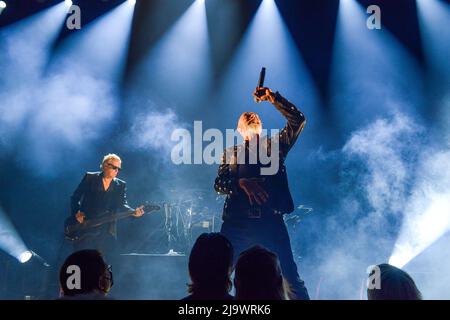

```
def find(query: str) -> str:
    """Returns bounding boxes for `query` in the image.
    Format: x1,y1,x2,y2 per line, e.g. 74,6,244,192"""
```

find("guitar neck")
84,205,159,229
85,210,134,228
65,204,160,240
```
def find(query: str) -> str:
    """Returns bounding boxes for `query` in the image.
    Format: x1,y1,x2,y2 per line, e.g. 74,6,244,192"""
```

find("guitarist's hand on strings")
75,211,85,224
133,205,145,217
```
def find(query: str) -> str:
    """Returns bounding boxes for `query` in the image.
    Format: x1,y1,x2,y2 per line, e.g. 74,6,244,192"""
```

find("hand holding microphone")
253,67,275,103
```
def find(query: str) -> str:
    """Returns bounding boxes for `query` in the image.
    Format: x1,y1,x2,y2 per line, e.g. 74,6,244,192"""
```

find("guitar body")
64,204,160,242
64,213,112,242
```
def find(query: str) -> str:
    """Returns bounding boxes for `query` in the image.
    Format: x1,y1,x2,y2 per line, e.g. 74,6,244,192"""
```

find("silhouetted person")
59,249,113,299
182,233,234,300
367,263,422,300
234,245,289,300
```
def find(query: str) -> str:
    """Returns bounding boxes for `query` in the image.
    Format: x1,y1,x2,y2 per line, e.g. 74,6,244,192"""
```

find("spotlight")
128,0,136,5
0,1,6,11
18,250,50,267
19,251,33,264
65,0,72,7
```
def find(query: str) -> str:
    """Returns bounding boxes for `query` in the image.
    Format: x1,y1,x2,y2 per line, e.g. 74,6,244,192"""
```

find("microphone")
258,67,266,88
254,67,266,103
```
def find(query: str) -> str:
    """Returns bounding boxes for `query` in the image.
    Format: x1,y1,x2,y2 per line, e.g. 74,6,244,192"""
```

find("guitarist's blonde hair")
100,153,122,169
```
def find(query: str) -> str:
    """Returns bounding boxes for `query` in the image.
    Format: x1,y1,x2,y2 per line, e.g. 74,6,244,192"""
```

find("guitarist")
69,153,144,256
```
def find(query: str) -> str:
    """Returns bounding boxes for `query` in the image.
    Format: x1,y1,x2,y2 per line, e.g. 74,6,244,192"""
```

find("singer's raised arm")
271,91,306,158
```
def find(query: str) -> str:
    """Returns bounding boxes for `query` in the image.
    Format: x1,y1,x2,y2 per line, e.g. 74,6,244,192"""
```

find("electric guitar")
64,203,161,242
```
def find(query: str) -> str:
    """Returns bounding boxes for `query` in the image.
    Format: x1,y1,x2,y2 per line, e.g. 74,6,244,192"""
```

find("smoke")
124,104,197,195
127,108,186,155
0,14,117,177
307,112,450,299
390,149,450,268
342,112,422,216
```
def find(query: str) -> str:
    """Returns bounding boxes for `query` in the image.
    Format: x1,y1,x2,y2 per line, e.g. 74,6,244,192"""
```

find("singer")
214,85,310,300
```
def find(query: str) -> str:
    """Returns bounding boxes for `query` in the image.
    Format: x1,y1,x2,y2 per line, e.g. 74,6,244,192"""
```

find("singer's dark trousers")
220,215,310,300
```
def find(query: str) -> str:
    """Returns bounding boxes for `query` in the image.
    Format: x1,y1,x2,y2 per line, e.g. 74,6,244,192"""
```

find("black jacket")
70,171,132,236
214,92,306,221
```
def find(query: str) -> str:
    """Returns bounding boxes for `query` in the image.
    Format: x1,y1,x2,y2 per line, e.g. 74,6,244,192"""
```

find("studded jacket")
214,92,306,220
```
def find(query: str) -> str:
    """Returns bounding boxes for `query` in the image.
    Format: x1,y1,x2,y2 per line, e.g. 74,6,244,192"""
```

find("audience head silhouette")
185,232,234,300
59,249,113,299
367,263,422,300
234,245,288,300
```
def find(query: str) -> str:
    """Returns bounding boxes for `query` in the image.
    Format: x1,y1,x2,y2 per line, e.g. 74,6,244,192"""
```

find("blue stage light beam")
214,0,320,137
0,2,67,88
0,206,30,263
0,1,135,176
331,0,450,271
128,0,211,111
416,0,450,135
389,0,450,269
416,0,450,76
329,0,423,133
0,2,69,174
48,0,135,83
389,191,450,268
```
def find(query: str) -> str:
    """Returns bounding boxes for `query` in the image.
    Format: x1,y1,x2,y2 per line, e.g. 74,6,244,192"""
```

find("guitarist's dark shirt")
70,171,132,237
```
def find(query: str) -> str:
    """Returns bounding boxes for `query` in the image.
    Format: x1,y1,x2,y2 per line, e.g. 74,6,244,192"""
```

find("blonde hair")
237,112,262,138
100,153,121,169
